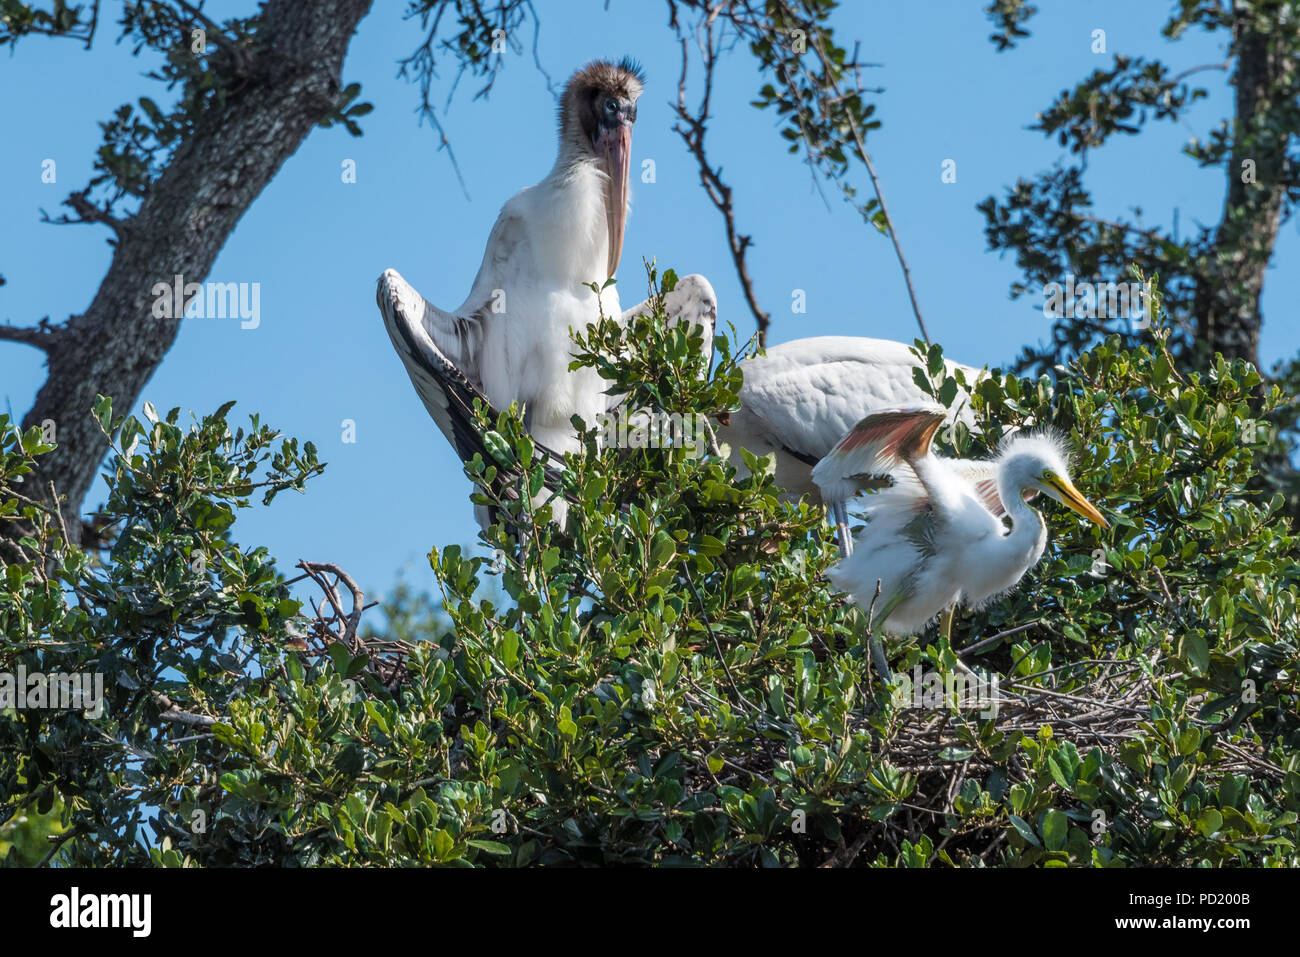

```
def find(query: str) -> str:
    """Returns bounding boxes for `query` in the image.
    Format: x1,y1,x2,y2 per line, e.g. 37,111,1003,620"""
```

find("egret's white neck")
997,465,1045,543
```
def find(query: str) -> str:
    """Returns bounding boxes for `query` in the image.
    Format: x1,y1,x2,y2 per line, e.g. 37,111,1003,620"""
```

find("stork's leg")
830,500,854,556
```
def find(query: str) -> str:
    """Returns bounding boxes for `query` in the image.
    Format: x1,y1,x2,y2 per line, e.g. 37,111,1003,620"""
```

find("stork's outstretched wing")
378,268,491,465
610,273,719,412
377,268,566,526
621,273,718,334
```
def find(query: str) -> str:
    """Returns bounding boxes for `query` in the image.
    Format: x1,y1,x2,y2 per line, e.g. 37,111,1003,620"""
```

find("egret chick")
812,406,1108,676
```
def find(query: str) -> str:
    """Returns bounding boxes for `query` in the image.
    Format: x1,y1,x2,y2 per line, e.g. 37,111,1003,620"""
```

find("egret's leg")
939,605,983,683
830,500,854,556
868,634,892,683
939,605,956,642
865,589,905,683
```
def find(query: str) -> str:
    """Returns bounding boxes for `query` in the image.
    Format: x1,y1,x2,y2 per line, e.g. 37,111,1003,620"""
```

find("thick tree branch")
6,0,374,546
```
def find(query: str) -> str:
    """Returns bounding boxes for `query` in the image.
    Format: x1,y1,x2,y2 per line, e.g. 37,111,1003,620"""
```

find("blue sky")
2,1,1296,603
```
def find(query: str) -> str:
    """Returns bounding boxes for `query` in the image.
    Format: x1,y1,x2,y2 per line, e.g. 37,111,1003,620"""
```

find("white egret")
811,405,1108,676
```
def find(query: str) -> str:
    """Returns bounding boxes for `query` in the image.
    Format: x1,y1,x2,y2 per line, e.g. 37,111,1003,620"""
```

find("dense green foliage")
979,0,1300,512
1,273,1297,866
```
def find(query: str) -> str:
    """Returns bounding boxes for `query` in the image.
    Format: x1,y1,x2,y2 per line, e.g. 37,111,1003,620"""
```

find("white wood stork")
722,336,984,553
381,59,643,455
379,268,719,530
811,406,1108,676
638,281,987,554
379,58,643,527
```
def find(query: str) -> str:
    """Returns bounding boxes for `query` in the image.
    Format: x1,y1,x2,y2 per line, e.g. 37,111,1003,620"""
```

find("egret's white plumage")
812,407,1108,666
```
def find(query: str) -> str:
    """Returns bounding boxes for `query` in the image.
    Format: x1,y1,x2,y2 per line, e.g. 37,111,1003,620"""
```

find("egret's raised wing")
811,405,947,506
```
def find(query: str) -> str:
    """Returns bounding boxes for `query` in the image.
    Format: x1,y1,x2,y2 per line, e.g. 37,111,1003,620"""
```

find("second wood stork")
722,336,984,553
613,277,988,554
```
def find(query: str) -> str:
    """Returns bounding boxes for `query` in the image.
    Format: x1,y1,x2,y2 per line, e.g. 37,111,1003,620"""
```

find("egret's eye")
1042,469,1056,483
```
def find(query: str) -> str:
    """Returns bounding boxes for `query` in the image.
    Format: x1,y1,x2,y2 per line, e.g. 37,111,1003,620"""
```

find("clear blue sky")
2,1,1296,603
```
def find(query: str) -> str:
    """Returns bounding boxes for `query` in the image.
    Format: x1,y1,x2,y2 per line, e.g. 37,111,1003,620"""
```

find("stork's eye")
604,98,619,116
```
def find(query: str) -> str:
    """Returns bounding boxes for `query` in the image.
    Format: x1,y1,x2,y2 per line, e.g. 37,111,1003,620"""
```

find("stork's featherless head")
560,57,644,279
998,430,1109,528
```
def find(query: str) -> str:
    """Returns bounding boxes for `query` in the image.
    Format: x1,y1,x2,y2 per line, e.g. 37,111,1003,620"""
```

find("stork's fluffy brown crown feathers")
559,57,645,151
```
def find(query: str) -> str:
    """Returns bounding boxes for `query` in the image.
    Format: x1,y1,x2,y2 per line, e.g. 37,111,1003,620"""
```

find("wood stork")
381,58,643,457
379,268,719,530
613,278,987,555
811,405,1108,676
379,59,643,527
722,336,984,553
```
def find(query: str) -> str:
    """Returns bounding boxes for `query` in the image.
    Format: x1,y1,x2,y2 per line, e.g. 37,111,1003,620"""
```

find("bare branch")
152,692,219,727
671,24,772,346
0,316,66,353
39,188,128,236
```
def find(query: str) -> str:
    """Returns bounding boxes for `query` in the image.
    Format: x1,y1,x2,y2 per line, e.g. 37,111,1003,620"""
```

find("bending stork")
637,282,987,555
722,336,985,553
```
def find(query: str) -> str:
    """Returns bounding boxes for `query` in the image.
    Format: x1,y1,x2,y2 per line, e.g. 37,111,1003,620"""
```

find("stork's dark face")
562,58,644,279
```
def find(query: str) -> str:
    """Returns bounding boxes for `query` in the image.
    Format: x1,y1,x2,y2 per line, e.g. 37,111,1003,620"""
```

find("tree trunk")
8,0,372,539
1195,12,1296,368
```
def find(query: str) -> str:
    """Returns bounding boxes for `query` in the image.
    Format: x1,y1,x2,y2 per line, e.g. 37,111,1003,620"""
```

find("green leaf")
1009,814,1041,847
1041,809,1067,851
467,839,511,856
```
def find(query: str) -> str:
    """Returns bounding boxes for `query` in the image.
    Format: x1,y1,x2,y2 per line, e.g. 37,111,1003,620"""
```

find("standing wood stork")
381,59,643,457
811,405,1108,676
378,270,721,532
379,59,644,528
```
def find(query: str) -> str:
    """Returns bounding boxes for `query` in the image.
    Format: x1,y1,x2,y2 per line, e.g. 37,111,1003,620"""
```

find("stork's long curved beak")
596,122,632,279
1048,474,1109,528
